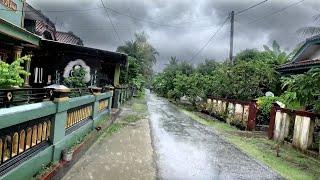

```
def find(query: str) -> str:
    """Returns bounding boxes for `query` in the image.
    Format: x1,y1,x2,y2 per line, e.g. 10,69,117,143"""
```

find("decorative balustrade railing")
0,87,120,178
0,84,137,178
0,117,52,168
0,104,50,175
98,99,108,113
66,105,93,131
269,105,320,153
0,88,52,108
202,96,257,131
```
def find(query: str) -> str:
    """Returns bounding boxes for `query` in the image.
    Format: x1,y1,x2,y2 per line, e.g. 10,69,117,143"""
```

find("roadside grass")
179,108,320,180
103,123,123,136
102,95,147,138
122,114,142,123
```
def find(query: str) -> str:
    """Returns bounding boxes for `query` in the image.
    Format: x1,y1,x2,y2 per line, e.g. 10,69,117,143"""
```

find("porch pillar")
13,46,23,60
113,64,120,87
24,52,33,87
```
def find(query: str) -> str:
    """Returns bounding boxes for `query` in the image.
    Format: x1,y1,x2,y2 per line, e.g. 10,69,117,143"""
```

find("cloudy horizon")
27,0,320,70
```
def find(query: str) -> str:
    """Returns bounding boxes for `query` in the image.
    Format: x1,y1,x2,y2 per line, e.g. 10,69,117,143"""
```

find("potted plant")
62,148,74,162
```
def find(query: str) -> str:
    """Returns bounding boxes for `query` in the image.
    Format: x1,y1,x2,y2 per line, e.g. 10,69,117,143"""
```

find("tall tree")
117,32,158,80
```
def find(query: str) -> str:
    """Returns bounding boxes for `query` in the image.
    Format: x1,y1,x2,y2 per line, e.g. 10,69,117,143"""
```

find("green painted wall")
0,89,135,179
0,0,24,27
1,146,54,180
0,92,117,179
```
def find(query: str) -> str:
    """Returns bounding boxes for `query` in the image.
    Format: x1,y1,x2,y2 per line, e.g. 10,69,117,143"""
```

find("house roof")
277,35,320,74
24,3,55,30
40,39,128,65
0,18,40,46
55,31,83,46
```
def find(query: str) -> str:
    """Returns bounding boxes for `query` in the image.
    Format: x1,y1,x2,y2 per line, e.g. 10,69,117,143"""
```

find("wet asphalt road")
146,92,280,180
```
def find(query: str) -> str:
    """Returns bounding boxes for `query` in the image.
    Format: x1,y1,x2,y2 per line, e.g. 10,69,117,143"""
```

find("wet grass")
122,114,142,123
104,123,123,136
180,108,320,180
101,95,147,138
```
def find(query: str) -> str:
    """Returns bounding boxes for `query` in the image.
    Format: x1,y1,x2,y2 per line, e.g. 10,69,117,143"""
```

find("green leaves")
63,67,87,88
0,56,31,88
152,51,280,103
281,68,320,112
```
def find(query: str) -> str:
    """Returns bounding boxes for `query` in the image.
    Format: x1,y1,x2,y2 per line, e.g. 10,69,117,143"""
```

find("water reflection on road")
146,91,280,180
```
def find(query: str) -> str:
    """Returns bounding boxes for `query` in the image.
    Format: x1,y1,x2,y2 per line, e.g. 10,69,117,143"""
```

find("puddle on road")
147,92,222,180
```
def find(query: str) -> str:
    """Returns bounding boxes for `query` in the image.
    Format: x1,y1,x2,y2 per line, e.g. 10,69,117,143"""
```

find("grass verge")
101,95,147,138
179,108,320,180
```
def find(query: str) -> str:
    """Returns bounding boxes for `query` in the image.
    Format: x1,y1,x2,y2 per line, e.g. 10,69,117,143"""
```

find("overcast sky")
27,0,320,70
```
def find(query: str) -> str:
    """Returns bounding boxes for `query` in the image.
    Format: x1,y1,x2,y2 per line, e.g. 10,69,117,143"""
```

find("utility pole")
229,11,234,65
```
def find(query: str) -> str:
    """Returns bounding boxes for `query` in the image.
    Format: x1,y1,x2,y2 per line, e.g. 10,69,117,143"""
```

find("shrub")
0,56,30,88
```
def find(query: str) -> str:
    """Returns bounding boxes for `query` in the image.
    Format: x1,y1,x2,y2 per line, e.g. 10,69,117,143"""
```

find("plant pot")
62,149,74,162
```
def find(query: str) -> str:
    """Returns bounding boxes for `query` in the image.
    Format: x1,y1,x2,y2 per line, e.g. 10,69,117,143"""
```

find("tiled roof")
306,34,320,42
55,31,83,46
24,3,55,29
278,59,320,70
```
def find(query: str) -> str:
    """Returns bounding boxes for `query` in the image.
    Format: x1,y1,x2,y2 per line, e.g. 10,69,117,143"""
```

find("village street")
63,91,280,179
147,92,281,179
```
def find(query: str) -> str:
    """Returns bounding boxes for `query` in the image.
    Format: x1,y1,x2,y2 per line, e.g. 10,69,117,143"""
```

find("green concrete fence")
0,90,113,179
112,87,134,109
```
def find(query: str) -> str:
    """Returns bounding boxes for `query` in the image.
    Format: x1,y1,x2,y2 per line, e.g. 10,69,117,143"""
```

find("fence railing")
66,104,93,133
201,96,257,131
268,104,320,154
0,88,118,178
0,115,52,173
112,86,134,108
98,99,108,113
0,88,52,108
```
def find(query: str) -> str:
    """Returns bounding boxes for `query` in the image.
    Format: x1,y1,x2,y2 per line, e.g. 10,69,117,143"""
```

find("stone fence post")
50,85,70,161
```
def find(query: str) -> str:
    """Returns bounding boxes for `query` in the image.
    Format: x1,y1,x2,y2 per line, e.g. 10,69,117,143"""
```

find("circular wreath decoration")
63,59,91,83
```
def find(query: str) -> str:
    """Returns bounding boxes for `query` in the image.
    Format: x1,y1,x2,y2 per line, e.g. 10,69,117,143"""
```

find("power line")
0,6,215,28
189,16,230,62
100,0,122,43
235,0,269,15
246,0,306,25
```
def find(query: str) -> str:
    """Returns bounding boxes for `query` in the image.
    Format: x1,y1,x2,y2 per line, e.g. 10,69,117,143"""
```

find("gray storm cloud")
27,0,320,71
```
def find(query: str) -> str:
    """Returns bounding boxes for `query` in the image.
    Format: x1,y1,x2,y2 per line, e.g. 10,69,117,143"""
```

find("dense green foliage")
0,56,30,88
117,32,158,93
152,40,312,117
63,67,87,88
153,50,282,104
282,68,320,112
257,92,301,123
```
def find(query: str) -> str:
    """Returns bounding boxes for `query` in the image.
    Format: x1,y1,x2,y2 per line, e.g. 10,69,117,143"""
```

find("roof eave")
0,18,40,46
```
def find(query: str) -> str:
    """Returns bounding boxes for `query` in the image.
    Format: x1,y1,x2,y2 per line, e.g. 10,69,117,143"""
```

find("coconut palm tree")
117,32,158,79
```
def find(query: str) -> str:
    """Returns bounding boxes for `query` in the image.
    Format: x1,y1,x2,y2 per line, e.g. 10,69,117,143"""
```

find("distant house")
24,3,83,46
278,35,320,75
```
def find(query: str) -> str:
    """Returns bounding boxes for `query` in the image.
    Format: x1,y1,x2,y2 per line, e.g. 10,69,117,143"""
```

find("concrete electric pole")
229,11,234,65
